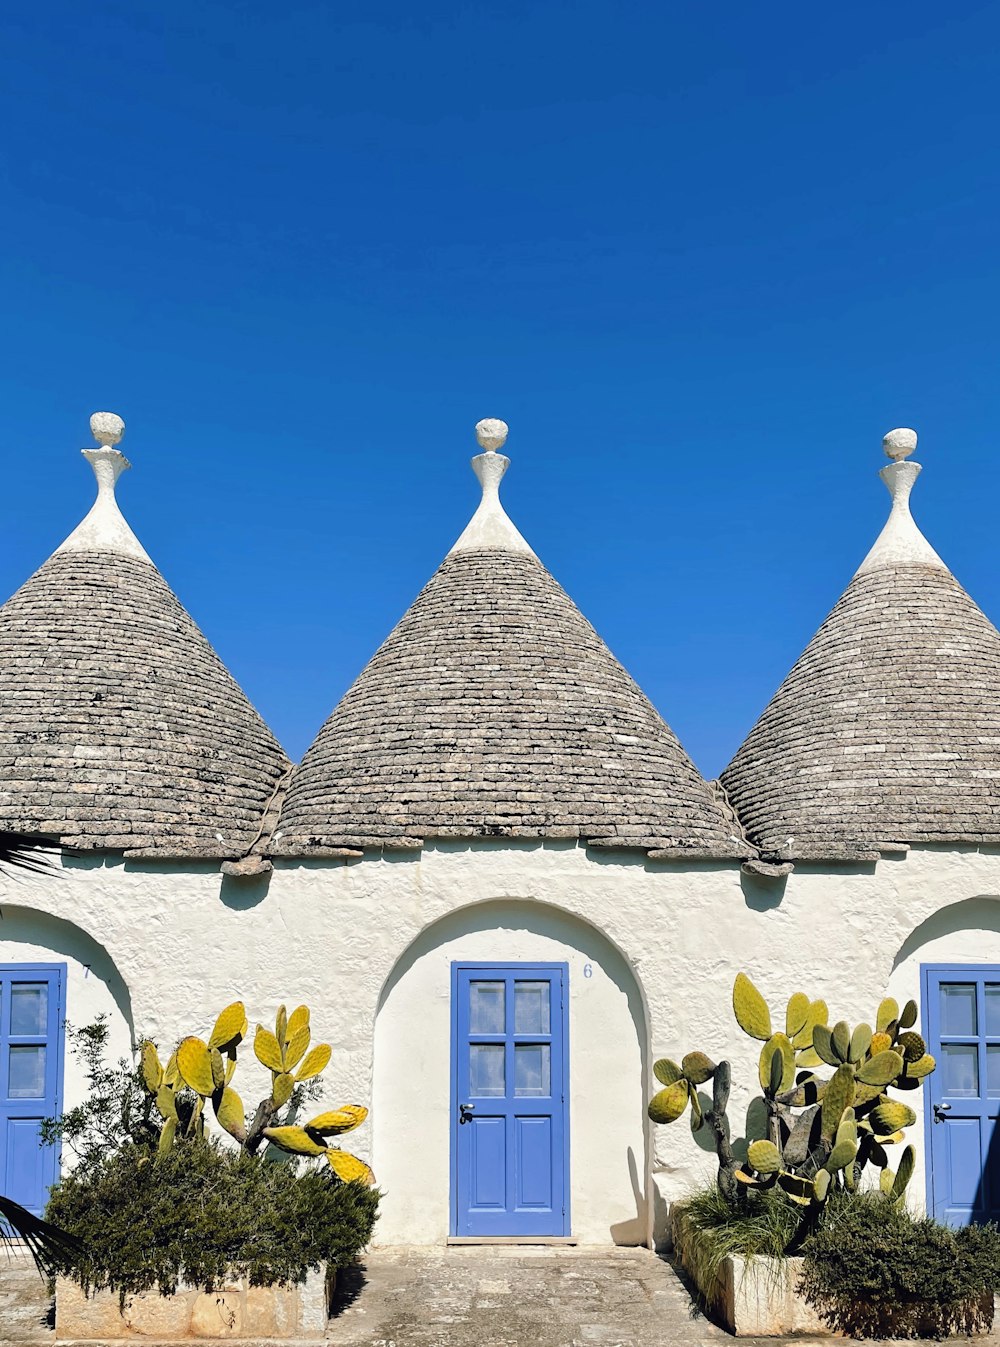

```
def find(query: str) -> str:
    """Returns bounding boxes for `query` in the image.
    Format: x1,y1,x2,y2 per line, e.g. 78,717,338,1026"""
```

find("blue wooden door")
451,963,569,1237
0,965,64,1217
923,965,1000,1225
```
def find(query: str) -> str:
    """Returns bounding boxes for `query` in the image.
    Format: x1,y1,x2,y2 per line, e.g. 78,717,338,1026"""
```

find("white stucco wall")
3,840,999,1243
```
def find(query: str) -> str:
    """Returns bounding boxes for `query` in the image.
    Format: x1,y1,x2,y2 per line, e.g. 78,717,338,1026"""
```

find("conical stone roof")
0,415,289,858
721,429,1000,859
275,420,746,859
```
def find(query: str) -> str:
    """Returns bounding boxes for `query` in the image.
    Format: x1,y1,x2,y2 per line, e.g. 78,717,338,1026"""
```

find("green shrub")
47,1140,380,1304
40,1018,156,1179
799,1193,1000,1338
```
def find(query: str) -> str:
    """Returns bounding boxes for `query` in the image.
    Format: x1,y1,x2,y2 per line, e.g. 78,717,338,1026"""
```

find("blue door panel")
943,1118,984,1213
452,962,569,1237
471,1118,505,1209
516,1117,552,1208
0,965,65,1218
923,965,1000,1226
7,1120,46,1211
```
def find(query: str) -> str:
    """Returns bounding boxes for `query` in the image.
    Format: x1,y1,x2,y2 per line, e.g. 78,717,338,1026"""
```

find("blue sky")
2,2,999,777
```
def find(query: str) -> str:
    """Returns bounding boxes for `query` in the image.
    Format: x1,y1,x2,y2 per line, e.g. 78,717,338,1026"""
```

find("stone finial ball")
475,418,509,452
882,427,918,461
90,411,125,447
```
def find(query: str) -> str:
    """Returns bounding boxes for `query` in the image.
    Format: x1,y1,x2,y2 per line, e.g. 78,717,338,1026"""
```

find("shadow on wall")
610,1146,648,1246
892,896,1000,971
0,902,135,1039
374,897,651,1247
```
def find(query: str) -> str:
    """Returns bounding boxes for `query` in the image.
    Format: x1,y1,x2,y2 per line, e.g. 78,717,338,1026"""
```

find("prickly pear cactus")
648,972,936,1218
136,999,374,1184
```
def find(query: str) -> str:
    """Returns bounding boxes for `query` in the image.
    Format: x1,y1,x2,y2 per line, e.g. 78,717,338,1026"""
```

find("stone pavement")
326,1246,1000,1347
0,1247,52,1345
326,1246,723,1347
4,1243,1000,1347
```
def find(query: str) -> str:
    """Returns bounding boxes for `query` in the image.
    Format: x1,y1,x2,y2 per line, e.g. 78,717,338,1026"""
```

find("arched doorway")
372,898,649,1245
888,897,1000,1225
0,904,133,1211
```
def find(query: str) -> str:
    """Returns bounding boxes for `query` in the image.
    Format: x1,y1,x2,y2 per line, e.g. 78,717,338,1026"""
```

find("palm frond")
0,1194,81,1274
0,832,62,875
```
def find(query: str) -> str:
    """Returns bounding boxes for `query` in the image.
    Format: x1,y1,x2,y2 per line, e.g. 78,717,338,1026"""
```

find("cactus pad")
747,1139,782,1174
295,1043,332,1082
653,1058,683,1086
872,1101,916,1134
263,1125,327,1157
857,1049,903,1086
890,1143,915,1200
177,1036,216,1097
155,1084,177,1121
158,1117,177,1155
733,973,772,1041
648,1080,689,1124
163,1051,180,1088
897,1031,926,1063
906,1053,936,1079
307,1105,369,1136
140,1041,162,1094
821,1065,856,1139
785,992,810,1039
215,1086,247,1144
792,1000,829,1050
759,1034,795,1094
899,1000,918,1030
254,1025,284,1073
783,1104,820,1166
284,1025,312,1072
326,1150,376,1185
208,1002,248,1051
272,1072,295,1108
849,1023,872,1064
681,1051,716,1085
831,1020,851,1063
811,1024,839,1067
876,997,899,1034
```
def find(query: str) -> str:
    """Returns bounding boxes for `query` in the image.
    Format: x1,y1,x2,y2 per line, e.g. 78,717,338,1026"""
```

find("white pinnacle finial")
475,418,509,453
855,425,945,576
55,411,151,562
90,411,125,447
883,427,917,462
448,418,535,557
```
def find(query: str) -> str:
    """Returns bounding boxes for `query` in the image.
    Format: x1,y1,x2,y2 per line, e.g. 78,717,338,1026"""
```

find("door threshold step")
447,1236,578,1246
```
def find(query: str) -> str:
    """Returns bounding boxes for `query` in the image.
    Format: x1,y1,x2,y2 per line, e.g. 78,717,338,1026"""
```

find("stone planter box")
670,1210,823,1337
55,1266,334,1342
671,1208,993,1338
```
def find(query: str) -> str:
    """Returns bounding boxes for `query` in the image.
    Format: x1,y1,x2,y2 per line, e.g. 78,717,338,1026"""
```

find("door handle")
459,1103,476,1125
933,1102,952,1123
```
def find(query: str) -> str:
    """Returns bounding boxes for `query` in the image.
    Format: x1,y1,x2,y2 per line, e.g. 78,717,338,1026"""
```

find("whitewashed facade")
1,415,996,1244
